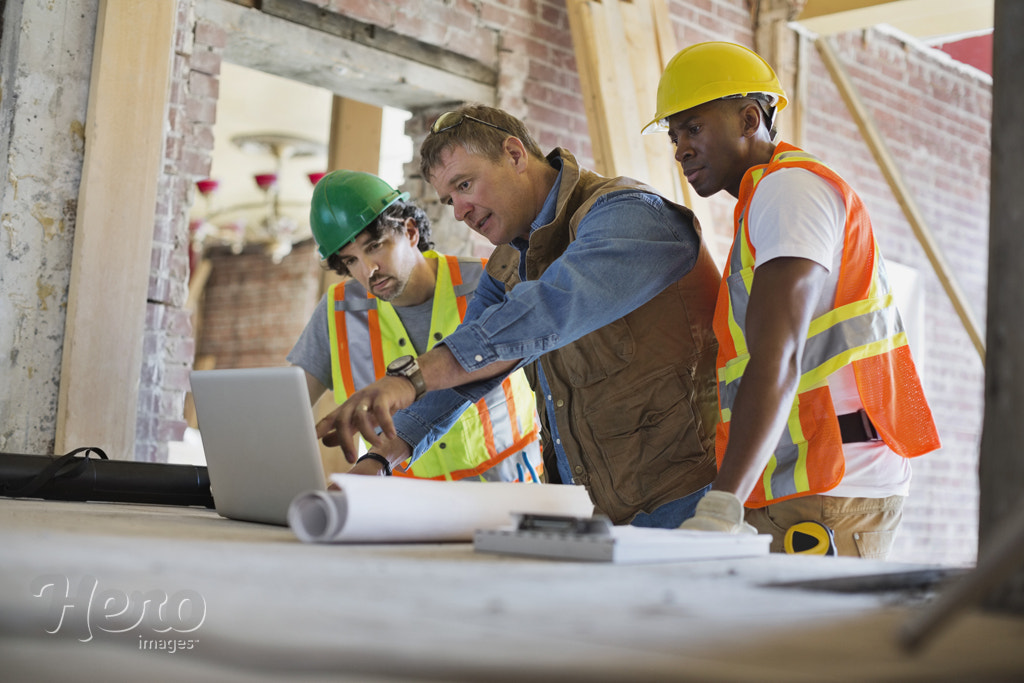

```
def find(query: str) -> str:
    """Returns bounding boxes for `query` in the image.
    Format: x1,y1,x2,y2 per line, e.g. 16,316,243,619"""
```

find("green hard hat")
309,170,409,259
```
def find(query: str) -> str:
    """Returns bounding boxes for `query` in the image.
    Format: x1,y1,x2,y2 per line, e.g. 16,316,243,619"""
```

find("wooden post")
980,0,1024,611
315,96,384,475
815,36,987,365
327,97,383,175
55,0,176,458
566,0,716,237
751,0,805,147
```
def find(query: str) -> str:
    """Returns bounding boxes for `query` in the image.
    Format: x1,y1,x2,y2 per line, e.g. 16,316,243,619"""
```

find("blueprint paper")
288,474,594,543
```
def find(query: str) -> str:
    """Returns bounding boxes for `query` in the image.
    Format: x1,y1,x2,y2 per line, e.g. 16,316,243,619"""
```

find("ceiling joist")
797,0,994,39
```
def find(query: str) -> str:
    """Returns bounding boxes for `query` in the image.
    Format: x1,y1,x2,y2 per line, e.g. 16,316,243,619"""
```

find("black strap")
838,410,881,443
1,447,108,497
356,452,392,476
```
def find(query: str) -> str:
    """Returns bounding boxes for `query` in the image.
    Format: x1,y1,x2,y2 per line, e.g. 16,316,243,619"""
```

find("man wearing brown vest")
317,104,721,528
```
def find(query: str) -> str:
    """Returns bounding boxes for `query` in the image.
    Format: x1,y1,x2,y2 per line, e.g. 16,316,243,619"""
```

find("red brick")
185,97,217,126
190,47,222,77
194,19,227,49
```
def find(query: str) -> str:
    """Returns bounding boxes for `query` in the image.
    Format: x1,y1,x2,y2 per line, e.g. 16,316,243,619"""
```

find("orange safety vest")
714,143,940,507
327,251,541,481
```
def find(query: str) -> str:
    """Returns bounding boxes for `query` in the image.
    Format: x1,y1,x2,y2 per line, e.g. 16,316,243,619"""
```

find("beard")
369,274,408,302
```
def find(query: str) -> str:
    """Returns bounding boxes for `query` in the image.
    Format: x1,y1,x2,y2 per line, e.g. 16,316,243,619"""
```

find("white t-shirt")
746,167,911,498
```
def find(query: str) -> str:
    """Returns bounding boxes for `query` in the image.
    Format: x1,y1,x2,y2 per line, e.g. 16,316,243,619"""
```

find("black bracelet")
357,452,392,476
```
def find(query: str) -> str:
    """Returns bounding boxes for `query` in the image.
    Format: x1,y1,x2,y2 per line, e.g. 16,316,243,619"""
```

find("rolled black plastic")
0,452,214,508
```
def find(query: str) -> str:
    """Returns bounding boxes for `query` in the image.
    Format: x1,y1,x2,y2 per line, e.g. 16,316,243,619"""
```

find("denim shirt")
393,157,700,464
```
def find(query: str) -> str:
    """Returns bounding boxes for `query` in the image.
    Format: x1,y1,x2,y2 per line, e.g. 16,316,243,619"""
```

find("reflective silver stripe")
457,258,485,282
453,258,484,302
334,297,377,313
727,272,750,336
801,304,902,376
453,281,477,299
729,229,745,274
718,304,901,414
768,438,801,500
343,311,378,388
335,281,380,389
719,375,739,414
720,372,802,497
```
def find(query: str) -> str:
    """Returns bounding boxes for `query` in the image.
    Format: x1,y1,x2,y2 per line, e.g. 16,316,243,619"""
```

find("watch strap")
356,452,392,476
387,356,426,400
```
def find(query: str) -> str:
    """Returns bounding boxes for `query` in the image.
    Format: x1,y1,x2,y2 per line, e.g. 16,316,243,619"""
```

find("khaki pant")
744,494,905,559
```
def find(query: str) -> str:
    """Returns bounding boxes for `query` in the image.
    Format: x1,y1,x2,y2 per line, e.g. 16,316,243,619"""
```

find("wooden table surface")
2,497,1021,682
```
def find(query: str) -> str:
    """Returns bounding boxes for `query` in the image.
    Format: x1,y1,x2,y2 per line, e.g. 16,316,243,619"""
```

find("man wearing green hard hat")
289,170,542,482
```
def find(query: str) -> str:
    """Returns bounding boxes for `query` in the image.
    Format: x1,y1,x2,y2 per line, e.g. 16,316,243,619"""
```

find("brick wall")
135,0,225,462
144,0,990,565
196,241,322,370
799,28,990,565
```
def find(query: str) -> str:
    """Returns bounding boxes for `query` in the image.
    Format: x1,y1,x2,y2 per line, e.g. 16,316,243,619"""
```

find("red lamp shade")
196,179,219,195
307,171,327,186
254,173,278,190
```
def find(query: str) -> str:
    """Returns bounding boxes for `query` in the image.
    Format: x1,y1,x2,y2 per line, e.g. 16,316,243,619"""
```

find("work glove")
680,490,757,534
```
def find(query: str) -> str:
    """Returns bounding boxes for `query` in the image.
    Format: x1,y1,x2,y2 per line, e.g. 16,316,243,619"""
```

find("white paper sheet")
288,474,595,543
474,525,772,563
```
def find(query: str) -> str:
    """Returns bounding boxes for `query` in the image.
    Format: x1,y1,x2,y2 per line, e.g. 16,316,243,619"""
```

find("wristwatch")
385,355,427,400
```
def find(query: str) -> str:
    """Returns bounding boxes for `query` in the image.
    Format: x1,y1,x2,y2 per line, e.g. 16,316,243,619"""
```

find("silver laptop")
189,366,327,525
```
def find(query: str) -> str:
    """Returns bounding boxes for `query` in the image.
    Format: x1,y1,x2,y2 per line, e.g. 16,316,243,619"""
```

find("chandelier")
190,132,327,265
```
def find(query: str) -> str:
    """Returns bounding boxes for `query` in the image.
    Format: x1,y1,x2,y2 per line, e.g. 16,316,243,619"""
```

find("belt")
838,410,881,443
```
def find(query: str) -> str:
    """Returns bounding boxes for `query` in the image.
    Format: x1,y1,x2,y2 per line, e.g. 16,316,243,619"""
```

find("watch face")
385,354,425,398
388,355,415,374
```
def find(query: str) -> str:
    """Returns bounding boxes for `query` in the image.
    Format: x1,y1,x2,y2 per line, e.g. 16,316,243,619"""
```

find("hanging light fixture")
190,132,327,264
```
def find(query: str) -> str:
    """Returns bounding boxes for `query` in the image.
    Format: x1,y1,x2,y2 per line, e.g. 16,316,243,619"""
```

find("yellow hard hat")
642,41,788,135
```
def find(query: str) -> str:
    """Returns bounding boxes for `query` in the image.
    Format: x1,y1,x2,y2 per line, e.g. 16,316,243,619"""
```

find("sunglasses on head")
430,111,515,137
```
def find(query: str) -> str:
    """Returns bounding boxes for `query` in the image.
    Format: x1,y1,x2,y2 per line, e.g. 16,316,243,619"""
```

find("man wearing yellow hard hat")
646,41,941,558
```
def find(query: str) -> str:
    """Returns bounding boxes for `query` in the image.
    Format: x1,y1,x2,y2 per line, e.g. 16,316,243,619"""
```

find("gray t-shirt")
287,292,435,391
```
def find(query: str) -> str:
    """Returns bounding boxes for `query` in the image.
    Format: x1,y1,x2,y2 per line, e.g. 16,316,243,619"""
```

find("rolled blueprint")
288,474,594,543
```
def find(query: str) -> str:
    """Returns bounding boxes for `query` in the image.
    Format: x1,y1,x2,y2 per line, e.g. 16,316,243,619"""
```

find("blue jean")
630,484,712,529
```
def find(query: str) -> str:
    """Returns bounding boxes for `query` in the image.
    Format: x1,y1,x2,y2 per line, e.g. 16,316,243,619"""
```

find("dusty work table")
1,497,1021,682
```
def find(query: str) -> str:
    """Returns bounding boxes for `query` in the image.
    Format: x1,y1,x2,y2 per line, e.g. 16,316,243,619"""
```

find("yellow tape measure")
784,521,836,556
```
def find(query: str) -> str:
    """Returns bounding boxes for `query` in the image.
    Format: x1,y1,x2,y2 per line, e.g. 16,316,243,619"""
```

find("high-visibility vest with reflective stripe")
327,250,540,480
714,142,940,507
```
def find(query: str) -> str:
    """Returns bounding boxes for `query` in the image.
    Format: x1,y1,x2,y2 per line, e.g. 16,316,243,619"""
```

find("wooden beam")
566,0,717,237
798,0,994,38
327,97,383,174
814,36,986,364
801,0,925,19
55,0,176,457
566,0,628,178
201,0,494,112
752,1,805,146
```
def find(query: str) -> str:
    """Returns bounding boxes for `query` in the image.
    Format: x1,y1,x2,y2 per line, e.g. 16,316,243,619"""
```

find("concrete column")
980,0,1024,611
0,0,98,453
